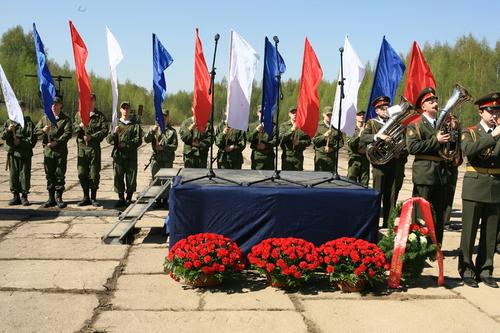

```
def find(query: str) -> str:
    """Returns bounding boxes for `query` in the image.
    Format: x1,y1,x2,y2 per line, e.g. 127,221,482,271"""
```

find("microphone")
339,47,344,53
214,33,220,41
273,36,279,43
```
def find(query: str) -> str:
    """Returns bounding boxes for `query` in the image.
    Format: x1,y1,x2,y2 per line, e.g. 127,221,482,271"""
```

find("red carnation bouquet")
318,237,389,291
164,233,245,287
247,237,320,289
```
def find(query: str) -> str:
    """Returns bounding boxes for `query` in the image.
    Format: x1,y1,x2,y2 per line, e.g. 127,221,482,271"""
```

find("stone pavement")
0,134,499,333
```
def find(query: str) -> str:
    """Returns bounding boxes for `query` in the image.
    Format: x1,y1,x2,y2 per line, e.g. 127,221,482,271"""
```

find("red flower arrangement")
247,237,320,289
164,233,245,287
318,237,389,291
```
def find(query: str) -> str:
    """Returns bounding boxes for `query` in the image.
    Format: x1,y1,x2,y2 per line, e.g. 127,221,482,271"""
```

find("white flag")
106,27,123,132
332,35,365,136
226,30,259,131
0,64,24,128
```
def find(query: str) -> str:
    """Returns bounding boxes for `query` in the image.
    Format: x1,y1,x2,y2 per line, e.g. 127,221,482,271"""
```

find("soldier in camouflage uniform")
215,119,246,169
248,106,277,170
35,96,73,208
406,87,454,245
106,101,143,207
144,109,178,177
74,94,109,207
179,114,212,168
347,110,369,186
279,106,311,171
458,92,500,288
312,106,344,172
1,101,37,206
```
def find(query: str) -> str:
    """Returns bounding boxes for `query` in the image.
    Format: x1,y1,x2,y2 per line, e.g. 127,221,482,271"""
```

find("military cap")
53,96,63,104
162,109,170,116
18,100,26,108
415,87,438,109
288,106,297,113
356,110,366,116
323,106,333,116
371,96,390,108
120,101,130,109
475,92,500,111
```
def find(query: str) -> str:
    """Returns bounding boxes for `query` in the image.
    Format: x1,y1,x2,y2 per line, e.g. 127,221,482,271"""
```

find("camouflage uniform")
279,121,311,171
347,125,370,186
247,123,277,170
215,121,246,169
144,123,178,177
312,122,344,172
179,117,212,168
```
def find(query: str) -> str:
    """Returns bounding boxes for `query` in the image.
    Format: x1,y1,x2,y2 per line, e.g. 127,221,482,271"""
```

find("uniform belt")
415,155,444,162
466,166,500,174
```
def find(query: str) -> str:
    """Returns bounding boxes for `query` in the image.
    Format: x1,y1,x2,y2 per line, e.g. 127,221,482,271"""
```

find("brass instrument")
366,97,418,165
436,84,473,162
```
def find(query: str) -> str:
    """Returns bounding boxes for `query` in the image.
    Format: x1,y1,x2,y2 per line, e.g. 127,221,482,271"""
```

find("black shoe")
43,191,56,208
8,193,21,206
91,199,102,207
462,276,479,288
21,193,30,206
90,189,102,207
480,276,499,288
55,191,67,209
125,192,134,206
77,197,91,206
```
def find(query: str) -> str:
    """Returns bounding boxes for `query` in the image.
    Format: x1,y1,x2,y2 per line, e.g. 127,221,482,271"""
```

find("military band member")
248,106,277,170
458,92,500,288
215,118,246,169
35,96,73,208
74,93,109,207
179,113,212,168
107,101,143,208
406,87,454,245
312,106,344,172
347,110,370,186
144,109,178,177
1,101,37,206
279,106,311,171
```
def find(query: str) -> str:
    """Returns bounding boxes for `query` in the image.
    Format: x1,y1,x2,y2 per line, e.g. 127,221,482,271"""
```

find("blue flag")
261,37,286,136
366,36,405,120
32,23,57,125
152,33,173,133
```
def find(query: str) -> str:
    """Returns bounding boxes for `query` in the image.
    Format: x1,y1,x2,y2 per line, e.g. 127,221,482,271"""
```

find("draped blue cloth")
152,34,173,133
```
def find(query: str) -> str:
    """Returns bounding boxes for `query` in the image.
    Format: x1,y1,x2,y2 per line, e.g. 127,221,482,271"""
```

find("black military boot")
90,189,101,207
125,192,134,206
43,190,56,208
77,186,91,206
55,191,67,209
21,192,30,206
114,193,126,208
8,192,21,206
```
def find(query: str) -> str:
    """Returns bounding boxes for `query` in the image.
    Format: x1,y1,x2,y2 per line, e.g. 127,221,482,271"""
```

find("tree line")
0,25,499,128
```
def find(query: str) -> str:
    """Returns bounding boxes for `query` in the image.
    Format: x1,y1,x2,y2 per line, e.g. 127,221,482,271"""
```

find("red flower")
420,227,429,236
203,255,212,264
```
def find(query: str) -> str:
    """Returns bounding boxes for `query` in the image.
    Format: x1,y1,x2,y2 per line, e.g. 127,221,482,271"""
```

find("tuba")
366,97,418,165
436,84,472,163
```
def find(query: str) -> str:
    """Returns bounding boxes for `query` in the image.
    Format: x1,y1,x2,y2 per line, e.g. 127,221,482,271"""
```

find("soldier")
361,96,402,227
215,118,246,169
74,93,109,207
457,92,500,288
347,110,370,186
279,106,311,171
35,96,73,208
179,113,212,168
406,87,454,245
247,106,276,170
312,106,344,172
106,101,143,207
144,109,178,177
1,101,37,206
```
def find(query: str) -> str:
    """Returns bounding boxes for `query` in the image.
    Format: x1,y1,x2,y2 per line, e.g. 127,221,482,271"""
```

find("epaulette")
467,125,478,130
409,115,422,125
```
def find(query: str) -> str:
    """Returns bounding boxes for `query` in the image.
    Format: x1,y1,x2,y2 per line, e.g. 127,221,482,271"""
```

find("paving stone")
0,291,97,333
124,247,168,274
112,274,200,310
5,223,68,238
203,286,295,310
67,223,111,238
0,238,127,260
0,219,26,228
135,217,166,228
452,282,500,318
0,260,119,290
302,299,500,332
94,310,307,333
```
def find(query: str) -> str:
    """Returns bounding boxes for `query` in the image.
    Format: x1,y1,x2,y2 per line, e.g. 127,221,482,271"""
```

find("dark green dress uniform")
215,122,246,169
279,121,311,171
361,117,402,226
312,122,344,172
347,125,370,186
406,116,453,245
1,117,37,205
458,122,500,286
179,117,212,168
144,124,178,177
35,112,73,208
74,109,109,206
247,123,277,170
107,118,143,204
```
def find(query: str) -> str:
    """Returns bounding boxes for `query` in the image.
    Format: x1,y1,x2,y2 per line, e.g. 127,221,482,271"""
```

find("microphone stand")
247,36,306,187
183,33,241,185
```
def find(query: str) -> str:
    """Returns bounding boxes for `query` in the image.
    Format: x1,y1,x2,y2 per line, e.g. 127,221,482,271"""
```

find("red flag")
69,21,92,127
193,28,212,133
296,38,323,138
403,41,436,106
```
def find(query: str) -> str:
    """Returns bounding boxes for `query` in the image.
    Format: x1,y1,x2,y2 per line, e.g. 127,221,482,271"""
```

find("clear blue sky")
1,0,499,93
